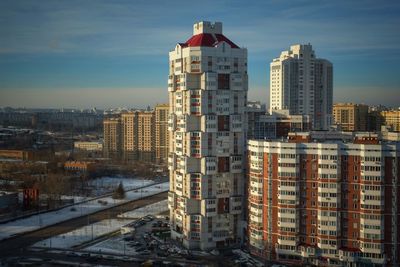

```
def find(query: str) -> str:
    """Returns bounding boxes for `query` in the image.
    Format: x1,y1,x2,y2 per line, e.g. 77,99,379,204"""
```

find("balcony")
201,115,217,132
168,153,176,170
277,237,296,246
230,196,243,214
230,73,244,91
278,157,299,164
230,114,243,132
213,230,231,242
168,191,176,209
201,72,217,91
299,245,316,258
250,214,263,224
230,156,242,174
201,157,217,175
168,75,176,92
338,249,360,262
201,199,217,217
168,114,176,131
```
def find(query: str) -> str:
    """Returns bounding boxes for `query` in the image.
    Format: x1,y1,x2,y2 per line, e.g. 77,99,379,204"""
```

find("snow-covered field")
32,200,169,250
86,235,139,255
0,182,169,241
118,200,168,219
87,177,153,196
32,218,131,249
60,177,153,203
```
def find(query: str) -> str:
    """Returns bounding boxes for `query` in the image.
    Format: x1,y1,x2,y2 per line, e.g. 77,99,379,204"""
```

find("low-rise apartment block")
333,103,368,131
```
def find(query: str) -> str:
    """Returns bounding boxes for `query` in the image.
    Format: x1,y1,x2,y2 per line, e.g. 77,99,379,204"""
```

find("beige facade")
103,117,121,158
333,103,368,131
137,111,155,161
382,110,400,132
103,106,169,163
121,112,138,160
74,141,103,152
155,104,169,164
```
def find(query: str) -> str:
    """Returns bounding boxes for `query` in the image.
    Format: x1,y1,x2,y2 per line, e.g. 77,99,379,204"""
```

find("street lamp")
123,238,126,255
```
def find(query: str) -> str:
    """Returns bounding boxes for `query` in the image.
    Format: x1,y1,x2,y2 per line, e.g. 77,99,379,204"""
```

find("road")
0,191,167,258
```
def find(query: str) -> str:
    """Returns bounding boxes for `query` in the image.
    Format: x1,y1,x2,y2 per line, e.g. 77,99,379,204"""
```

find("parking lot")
83,214,264,266
86,215,186,257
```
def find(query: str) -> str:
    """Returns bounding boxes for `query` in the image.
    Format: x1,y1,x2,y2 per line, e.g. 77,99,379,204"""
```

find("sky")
0,0,399,109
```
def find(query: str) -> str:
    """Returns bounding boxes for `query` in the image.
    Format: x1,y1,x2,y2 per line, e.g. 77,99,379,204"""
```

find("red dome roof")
181,33,239,48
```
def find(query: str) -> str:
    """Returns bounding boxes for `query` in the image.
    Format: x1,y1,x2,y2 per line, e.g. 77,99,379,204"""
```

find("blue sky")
0,0,399,109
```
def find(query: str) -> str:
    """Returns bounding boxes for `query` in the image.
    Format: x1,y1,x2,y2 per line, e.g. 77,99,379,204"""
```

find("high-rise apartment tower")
270,44,333,130
168,21,248,250
103,117,121,158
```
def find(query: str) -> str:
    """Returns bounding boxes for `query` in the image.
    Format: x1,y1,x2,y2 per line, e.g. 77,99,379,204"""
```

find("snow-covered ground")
61,177,153,203
86,235,136,255
118,200,168,219
0,182,169,241
32,199,169,249
87,177,153,196
32,219,131,249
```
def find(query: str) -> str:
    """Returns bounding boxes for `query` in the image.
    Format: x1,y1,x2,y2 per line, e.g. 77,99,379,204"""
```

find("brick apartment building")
247,131,399,266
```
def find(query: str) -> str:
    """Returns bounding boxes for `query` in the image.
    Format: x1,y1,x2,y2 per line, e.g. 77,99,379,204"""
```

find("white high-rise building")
168,21,248,250
270,44,333,130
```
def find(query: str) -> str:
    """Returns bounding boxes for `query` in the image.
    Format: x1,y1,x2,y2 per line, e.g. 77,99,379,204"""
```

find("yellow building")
382,110,400,132
155,104,169,164
103,117,121,158
121,112,138,161
137,111,155,161
333,103,368,131
103,105,169,163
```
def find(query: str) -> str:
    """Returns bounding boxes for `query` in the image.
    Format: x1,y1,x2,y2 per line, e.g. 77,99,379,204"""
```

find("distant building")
74,141,103,152
64,160,97,173
245,102,267,140
270,44,333,130
0,159,48,180
0,150,33,160
103,104,169,163
155,104,169,164
0,191,18,213
23,188,39,209
33,111,102,131
121,112,138,161
381,125,400,141
103,117,122,159
246,108,311,140
333,103,368,131
381,109,400,132
247,131,400,266
0,112,33,128
137,111,155,162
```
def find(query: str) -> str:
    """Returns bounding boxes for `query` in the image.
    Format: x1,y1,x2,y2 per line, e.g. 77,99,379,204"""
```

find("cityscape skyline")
1,0,400,109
